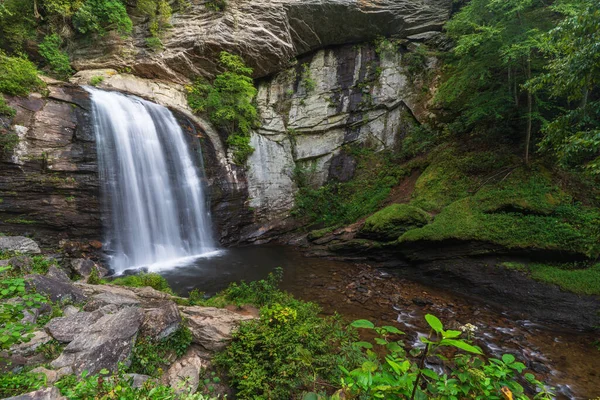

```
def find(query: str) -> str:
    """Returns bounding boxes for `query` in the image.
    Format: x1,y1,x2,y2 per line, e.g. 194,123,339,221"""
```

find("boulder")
51,306,143,375
162,347,207,395
62,305,80,317
83,291,141,311
180,306,255,351
141,301,181,340
10,330,52,356
25,275,87,304
29,367,58,385
46,266,71,282
69,258,106,279
3,387,65,400
0,237,41,254
4,256,34,274
125,373,151,389
45,310,106,343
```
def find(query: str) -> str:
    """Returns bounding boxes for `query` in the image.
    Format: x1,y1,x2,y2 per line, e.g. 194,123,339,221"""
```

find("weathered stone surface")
69,258,106,279
30,367,58,385
51,306,143,375
141,301,181,340
62,305,80,317
3,386,65,400
162,347,207,395
46,266,71,282
45,310,106,343
25,274,87,304
125,373,151,389
71,0,450,81
180,306,255,351
3,256,34,274
0,237,40,254
10,330,52,356
0,85,101,247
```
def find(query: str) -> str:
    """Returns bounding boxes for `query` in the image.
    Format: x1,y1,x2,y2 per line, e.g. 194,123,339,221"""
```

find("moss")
307,226,337,241
108,273,173,294
360,204,431,241
501,262,600,295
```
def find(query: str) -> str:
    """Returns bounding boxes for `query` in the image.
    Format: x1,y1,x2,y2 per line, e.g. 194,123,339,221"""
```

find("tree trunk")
525,56,532,165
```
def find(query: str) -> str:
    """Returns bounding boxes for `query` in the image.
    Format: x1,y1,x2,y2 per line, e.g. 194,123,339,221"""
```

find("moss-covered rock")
359,204,431,241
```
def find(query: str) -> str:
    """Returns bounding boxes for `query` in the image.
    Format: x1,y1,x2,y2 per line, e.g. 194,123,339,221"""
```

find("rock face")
4,386,65,400
0,237,41,254
71,0,450,82
45,310,106,343
0,84,101,246
51,306,143,375
25,274,87,304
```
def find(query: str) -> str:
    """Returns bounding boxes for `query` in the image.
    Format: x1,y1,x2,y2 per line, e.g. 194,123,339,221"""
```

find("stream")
159,245,599,399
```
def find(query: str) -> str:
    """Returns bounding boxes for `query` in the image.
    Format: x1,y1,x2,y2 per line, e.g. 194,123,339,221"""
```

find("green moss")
501,262,600,296
4,218,36,225
0,95,15,117
109,273,173,295
89,75,104,86
360,204,431,241
0,132,19,154
307,226,338,241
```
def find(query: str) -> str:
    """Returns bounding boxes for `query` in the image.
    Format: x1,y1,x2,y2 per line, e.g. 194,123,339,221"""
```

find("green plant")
187,51,259,166
0,95,15,117
224,267,285,307
145,36,164,51
87,267,101,284
359,204,431,241
73,0,133,36
36,339,65,359
205,0,227,12
0,132,19,154
129,326,193,376
38,34,73,79
89,75,104,86
137,0,172,37
0,371,46,398
0,52,44,96
109,272,174,294
300,63,316,93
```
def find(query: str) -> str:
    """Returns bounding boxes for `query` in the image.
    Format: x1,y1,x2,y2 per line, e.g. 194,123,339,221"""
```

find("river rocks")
180,306,255,351
51,306,143,375
3,387,65,400
46,266,71,283
45,310,106,343
69,258,106,280
10,330,52,357
141,301,181,340
0,237,40,254
125,373,151,389
25,275,87,304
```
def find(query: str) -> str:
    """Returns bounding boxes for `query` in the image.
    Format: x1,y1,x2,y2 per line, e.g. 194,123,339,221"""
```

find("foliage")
56,366,218,399
293,146,426,227
501,261,600,295
145,36,164,52
36,338,65,359
89,75,104,86
205,0,227,12
136,0,172,37
129,326,193,376
326,315,552,400
0,371,45,398
528,0,600,175
0,52,44,96
215,295,360,399
0,96,16,118
223,267,285,307
38,34,73,79
87,267,101,284
187,51,259,165
73,0,133,36
0,266,48,349
0,133,19,154
300,63,316,93
359,204,431,241
109,272,174,294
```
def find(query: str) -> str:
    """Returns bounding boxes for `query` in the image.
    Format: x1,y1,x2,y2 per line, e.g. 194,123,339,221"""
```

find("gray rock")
51,306,143,375
4,256,34,274
10,330,52,356
25,275,87,304
62,305,80,317
83,291,141,311
180,306,255,351
3,386,65,400
141,301,181,340
69,258,105,279
21,308,39,325
0,237,41,254
162,348,206,395
125,373,151,389
46,266,71,282
30,367,58,385
45,310,106,343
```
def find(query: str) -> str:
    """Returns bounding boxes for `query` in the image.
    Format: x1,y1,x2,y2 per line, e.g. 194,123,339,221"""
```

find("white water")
87,88,216,273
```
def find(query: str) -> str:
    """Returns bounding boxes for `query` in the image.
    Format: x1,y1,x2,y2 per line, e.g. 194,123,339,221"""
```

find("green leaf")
502,354,515,364
441,339,482,354
351,319,375,329
425,314,443,333
354,341,373,349
303,393,319,400
421,368,439,380
443,330,462,339
381,325,404,335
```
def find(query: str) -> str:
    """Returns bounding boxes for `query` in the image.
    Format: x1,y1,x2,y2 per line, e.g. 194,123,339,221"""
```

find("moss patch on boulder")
359,204,431,241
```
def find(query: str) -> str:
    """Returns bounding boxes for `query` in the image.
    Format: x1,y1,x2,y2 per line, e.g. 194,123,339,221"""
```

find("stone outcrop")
25,274,87,304
0,237,41,254
162,347,207,395
45,309,107,343
4,387,65,400
71,0,450,82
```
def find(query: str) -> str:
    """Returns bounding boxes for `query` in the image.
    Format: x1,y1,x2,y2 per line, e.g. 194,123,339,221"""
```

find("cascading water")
86,87,217,274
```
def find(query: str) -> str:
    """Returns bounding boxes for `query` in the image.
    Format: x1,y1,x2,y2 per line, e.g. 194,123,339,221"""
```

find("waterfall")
86,87,217,273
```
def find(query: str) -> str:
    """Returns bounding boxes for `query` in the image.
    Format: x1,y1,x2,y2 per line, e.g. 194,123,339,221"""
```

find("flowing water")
87,88,216,273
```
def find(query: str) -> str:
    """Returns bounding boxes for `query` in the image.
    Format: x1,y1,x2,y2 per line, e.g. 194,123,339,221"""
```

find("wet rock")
25,275,87,304
0,237,41,254
412,297,433,307
180,306,255,351
3,386,65,400
141,301,181,340
51,306,143,375
45,310,106,343
162,347,207,395
46,266,71,282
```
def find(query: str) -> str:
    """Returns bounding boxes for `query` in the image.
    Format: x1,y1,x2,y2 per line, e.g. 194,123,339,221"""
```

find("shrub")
109,272,174,294
0,371,45,398
89,75,104,86
129,326,193,376
223,267,285,307
73,0,133,36
137,0,172,37
187,51,259,165
205,0,227,12
0,133,19,154
0,52,44,96
38,34,73,79
144,36,164,52
0,96,15,117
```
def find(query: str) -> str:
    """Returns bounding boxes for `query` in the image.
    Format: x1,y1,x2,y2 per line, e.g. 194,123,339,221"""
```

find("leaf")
374,337,387,345
382,325,404,335
441,339,483,354
502,354,515,364
361,360,378,373
303,393,319,400
351,319,375,329
354,341,373,349
425,314,443,333
386,341,404,353
421,368,439,380
443,330,462,339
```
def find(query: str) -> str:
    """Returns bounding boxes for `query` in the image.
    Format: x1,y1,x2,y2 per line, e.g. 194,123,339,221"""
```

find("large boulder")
162,347,207,395
51,306,143,375
25,275,87,304
141,301,181,340
69,258,107,280
45,310,106,343
0,237,41,254
3,387,65,400
9,330,52,357
180,306,255,351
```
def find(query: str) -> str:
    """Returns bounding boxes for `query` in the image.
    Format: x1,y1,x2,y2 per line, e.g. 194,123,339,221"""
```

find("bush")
129,326,193,376
73,0,133,36
360,204,431,241
109,272,174,294
187,52,259,165
89,75,104,87
0,132,19,154
0,96,15,117
0,371,45,398
0,52,44,96
205,0,227,12
144,36,164,52
38,34,73,79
